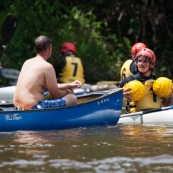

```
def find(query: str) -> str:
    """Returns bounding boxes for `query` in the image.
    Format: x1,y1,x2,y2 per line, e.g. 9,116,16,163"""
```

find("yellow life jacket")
120,59,133,81
59,56,85,84
127,80,161,113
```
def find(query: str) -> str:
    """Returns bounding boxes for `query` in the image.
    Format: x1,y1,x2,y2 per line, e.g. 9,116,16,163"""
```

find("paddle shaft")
120,105,173,118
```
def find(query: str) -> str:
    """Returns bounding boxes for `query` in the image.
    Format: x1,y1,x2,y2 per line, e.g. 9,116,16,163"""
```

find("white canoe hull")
118,109,173,124
0,84,117,103
0,86,86,103
0,86,16,103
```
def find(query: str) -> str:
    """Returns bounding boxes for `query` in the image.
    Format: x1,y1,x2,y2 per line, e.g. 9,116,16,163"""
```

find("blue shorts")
31,98,66,110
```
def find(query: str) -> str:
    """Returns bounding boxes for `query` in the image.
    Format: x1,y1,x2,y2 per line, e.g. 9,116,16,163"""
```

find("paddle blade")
0,45,3,60
0,14,18,61
2,14,18,45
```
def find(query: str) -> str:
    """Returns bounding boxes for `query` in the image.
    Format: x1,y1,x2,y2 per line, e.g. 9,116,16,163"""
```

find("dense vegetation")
0,0,173,84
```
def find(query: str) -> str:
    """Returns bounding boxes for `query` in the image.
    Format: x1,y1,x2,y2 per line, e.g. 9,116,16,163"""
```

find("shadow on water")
0,123,173,173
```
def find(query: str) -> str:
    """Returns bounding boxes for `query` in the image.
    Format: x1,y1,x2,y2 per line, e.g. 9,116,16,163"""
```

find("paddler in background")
53,42,85,84
120,48,173,113
120,42,147,81
79,42,146,92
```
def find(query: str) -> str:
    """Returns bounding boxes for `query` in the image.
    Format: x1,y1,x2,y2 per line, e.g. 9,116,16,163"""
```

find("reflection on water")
0,124,173,173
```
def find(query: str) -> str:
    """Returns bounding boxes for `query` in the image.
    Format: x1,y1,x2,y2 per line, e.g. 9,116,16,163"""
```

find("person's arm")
123,87,133,100
44,64,70,98
161,93,173,107
120,76,133,100
57,80,82,90
120,78,128,88
45,64,82,98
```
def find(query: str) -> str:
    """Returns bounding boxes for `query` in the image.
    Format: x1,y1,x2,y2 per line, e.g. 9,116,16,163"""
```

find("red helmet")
61,42,76,54
131,42,147,58
136,48,156,69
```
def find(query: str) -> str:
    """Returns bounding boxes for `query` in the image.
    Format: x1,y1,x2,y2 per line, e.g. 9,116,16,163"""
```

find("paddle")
120,105,173,118
0,14,18,60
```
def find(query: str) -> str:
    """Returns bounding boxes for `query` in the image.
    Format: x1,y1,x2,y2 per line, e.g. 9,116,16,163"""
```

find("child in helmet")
120,48,156,87
121,48,172,112
53,42,85,84
120,42,147,81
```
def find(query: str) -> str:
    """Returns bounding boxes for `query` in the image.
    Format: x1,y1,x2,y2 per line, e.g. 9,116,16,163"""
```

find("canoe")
0,88,123,132
118,106,173,124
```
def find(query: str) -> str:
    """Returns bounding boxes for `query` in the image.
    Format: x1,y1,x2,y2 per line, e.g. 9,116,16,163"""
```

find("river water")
0,123,173,173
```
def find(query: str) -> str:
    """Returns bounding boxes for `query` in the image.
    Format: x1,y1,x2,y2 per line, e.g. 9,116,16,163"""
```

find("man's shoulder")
43,61,53,69
124,75,136,82
30,58,53,70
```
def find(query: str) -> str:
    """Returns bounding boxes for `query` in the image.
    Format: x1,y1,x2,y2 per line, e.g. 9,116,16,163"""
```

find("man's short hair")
34,35,52,52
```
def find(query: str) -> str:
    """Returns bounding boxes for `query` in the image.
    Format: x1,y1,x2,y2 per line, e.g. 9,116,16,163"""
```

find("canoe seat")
0,107,16,111
0,103,16,111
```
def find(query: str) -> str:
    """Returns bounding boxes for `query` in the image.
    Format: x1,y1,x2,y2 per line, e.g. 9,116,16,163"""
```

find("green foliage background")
0,0,173,84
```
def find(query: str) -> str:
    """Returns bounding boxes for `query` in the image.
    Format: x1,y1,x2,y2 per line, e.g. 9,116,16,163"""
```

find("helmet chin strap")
138,66,151,75
139,69,150,75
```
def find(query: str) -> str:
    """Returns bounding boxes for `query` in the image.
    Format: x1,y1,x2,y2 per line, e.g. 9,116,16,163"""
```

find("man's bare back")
14,56,54,109
13,35,82,110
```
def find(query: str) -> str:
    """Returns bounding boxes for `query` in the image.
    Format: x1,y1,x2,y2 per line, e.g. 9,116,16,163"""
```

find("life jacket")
127,80,161,113
120,59,133,81
59,56,85,84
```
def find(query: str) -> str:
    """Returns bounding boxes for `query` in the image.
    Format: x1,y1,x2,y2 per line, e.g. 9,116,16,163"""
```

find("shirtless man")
13,35,82,110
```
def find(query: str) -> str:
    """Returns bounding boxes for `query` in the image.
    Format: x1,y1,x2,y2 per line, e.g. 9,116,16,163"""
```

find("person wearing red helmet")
120,48,164,112
61,42,77,55
131,42,147,58
120,48,156,87
53,42,85,84
120,42,147,81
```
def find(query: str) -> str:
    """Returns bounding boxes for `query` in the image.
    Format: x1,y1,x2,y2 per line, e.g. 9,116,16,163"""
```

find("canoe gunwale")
0,88,123,113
